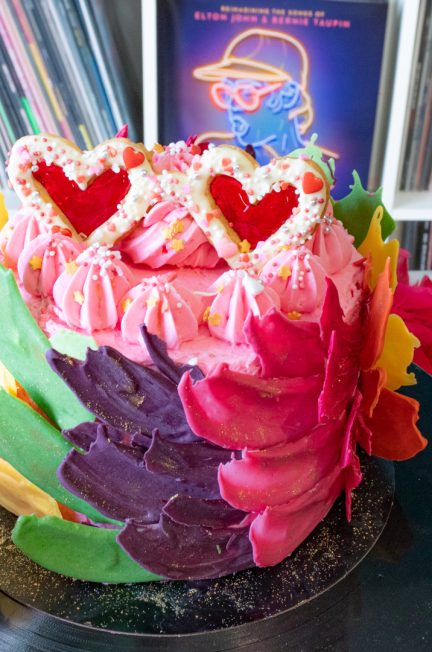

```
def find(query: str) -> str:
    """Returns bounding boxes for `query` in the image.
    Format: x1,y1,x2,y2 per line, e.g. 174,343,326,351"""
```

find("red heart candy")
123,147,145,170
33,162,131,237
302,171,324,194
210,175,298,249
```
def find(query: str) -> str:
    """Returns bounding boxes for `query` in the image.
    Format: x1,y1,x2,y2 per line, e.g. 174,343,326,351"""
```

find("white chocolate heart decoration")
7,137,329,269
7,135,156,245
183,145,330,269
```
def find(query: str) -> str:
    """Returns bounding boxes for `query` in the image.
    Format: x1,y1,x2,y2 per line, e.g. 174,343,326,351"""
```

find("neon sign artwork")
193,28,336,164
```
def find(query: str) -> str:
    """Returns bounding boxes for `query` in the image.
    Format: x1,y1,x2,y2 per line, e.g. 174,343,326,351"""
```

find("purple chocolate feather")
63,421,151,452
62,421,100,451
59,427,231,523
117,514,254,580
141,325,204,385
144,431,232,482
47,346,197,441
163,496,248,529
51,333,256,579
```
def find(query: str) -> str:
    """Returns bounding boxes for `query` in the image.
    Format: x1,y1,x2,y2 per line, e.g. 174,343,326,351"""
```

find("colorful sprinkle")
277,265,292,280
29,256,43,271
73,291,84,305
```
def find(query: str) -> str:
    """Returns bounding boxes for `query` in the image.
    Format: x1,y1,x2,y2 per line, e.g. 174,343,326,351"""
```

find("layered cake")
0,133,427,582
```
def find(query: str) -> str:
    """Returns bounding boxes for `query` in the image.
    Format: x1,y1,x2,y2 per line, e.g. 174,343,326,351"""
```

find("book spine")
427,223,432,269
0,41,27,140
39,0,94,147
0,7,46,132
22,0,85,147
45,0,108,144
0,31,33,135
75,0,124,131
405,1,431,190
401,221,420,269
64,0,116,138
6,0,60,134
417,220,431,270
413,0,432,189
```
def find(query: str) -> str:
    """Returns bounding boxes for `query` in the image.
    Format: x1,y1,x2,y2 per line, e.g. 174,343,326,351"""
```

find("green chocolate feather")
0,388,120,525
0,264,94,430
332,171,395,247
12,515,162,583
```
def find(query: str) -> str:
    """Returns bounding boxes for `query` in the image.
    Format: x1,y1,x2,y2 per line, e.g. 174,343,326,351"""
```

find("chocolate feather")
47,345,198,441
117,514,253,580
59,427,231,524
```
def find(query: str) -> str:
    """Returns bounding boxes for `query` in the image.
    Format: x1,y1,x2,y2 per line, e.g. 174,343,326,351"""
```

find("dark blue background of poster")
157,0,388,196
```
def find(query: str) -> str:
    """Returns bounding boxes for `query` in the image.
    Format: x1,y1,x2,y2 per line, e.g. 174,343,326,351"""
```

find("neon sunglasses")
210,81,283,112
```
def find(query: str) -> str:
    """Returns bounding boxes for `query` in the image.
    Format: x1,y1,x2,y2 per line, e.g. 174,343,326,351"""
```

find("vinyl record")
0,452,394,650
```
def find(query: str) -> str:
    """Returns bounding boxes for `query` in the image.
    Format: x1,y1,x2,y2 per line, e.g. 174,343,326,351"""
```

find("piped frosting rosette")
151,139,202,174
17,233,83,297
120,201,220,268
53,244,133,332
260,247,326,316
0,208,49,268
305,214,357,274
120,272,203,349
204,269,280,345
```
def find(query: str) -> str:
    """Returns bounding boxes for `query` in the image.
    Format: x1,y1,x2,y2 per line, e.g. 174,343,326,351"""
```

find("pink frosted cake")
0,133,427,582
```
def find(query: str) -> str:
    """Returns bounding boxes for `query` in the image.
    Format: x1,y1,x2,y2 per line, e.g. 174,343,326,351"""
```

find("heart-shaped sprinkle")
123,147,145,170
302,171,324,194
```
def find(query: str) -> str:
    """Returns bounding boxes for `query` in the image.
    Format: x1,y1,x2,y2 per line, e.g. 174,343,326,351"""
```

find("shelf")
381,0,432,222
382,190,432,221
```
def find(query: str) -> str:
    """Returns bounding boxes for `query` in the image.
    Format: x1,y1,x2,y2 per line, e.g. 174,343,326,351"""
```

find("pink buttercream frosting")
120,272,203,349
17,233,83,297
260,246,326,314
205,269,280,344
53,244,133,332
0,208,48,268
306,216,357,274
120,201,220,268
151,140,200,173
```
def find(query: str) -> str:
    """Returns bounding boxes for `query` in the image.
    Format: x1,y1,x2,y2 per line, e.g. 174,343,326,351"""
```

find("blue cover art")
157,0,388,195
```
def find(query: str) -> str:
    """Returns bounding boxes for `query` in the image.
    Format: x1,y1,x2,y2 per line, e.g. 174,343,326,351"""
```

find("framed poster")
143,0,391,195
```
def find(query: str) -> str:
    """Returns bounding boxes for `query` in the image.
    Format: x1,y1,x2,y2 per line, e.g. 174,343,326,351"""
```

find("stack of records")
0,0,138,188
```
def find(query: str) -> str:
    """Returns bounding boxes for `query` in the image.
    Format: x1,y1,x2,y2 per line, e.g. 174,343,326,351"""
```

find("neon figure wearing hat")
194,28,323,164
